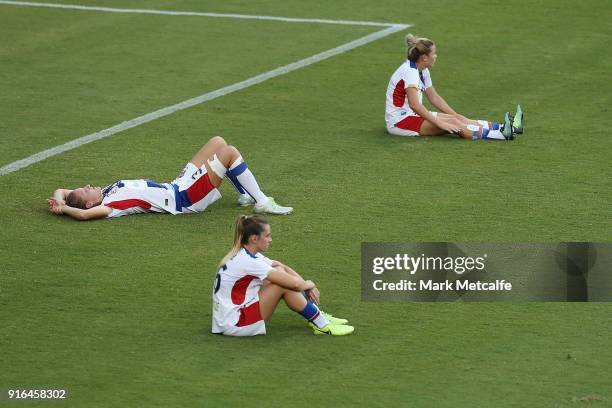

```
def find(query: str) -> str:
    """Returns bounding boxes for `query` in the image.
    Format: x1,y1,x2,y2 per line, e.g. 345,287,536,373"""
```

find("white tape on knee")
207,154,227,179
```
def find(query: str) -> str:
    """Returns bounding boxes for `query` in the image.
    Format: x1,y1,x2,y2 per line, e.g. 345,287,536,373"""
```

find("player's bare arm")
407,87,459,134
266,268,315,292
47,199,112,221
51,188,72,204
425,86,457,115
270,261,320,304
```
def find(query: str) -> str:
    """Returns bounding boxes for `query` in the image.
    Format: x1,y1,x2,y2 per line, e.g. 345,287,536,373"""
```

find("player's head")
220,215,270,266
406,34,436,66
236,214,271,252
66,184,103,209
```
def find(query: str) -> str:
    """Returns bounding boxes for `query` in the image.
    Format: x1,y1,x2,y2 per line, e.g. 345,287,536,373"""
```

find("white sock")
230,158,268,205
485,129,506,140
477,120,490,129
311,313,330,329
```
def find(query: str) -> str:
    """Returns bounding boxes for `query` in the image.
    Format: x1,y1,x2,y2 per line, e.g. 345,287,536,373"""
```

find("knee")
214,145,240,166
210,136,227,146
225,145,241,160
267,281,289,295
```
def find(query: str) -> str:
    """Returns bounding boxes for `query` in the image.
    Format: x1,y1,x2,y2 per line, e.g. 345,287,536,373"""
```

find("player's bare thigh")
419,115,464,136
187,137,240,187
419,120,447,136
437,112,477,126
258,281,284,321
189,136,227,169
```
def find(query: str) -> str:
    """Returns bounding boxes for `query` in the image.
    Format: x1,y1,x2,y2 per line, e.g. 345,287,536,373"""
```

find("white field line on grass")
0,2,410,176
0,0,403,27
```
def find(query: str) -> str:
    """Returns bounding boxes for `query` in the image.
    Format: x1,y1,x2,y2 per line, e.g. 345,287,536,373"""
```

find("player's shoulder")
393,60,419,79
397,59,417,72
230,248,264,266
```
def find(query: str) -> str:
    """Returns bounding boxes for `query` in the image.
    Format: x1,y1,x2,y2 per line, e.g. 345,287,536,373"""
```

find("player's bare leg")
202,144,240,187
257,280,354,334
196,140,293,214
438,113,479,127
420,116,511,140
189,136,228,170
258,282,307,320
419,117,471,138
438,112,506,134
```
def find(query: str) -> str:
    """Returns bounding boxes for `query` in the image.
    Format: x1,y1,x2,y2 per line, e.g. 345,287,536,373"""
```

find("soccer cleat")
321,311,349,325
501,112,514,140
512,104,524,134
310,322,355,336
237,194,255,207
253,197,293,215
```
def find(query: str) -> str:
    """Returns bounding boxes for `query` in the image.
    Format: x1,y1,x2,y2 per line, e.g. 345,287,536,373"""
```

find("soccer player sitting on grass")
385,34,523,140
212,215,354,336
47,136,293,220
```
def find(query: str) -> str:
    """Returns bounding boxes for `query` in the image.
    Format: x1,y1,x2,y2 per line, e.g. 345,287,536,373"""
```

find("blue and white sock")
300,301,329,329
226,157,268,204
469,125,505,140
477,120,500,130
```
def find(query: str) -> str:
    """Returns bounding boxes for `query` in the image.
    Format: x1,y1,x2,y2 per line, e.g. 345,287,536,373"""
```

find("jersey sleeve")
423,68,433,89
105,206,143,218
256,254,274,266
245,258,273,280
403,66,421,89
104,204,149,218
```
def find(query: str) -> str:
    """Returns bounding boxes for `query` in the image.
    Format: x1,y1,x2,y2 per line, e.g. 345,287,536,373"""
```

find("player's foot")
253,197,293,215
237,194,255,207
501,112,514,140
310,322,355,336
321,311,349,325
512,104,524,134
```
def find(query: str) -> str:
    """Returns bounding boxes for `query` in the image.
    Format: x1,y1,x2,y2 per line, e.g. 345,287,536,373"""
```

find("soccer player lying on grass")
212,215,354,336
47,136,293,221
385,34,524,140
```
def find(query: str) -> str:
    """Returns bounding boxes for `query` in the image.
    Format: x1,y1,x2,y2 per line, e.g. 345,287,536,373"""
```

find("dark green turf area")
1,1,611,407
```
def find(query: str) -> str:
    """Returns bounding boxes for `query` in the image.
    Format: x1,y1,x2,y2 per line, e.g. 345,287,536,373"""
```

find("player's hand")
47,198,63,215
439,121,461,135
306,287,320,305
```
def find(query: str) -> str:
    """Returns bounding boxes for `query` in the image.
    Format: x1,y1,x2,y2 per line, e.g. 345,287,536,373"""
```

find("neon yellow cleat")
310,323,355,336
321,311,349,325
512,104,524,134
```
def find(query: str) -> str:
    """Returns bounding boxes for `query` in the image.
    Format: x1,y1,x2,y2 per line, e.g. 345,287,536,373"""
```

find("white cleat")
237,194,255,207
253,197,293,215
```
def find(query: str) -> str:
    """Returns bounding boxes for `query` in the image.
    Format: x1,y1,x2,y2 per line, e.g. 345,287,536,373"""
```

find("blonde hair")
220,215,269,267
405,33,435,62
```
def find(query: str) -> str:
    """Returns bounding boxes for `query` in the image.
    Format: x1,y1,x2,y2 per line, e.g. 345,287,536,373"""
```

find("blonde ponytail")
219,215,269,267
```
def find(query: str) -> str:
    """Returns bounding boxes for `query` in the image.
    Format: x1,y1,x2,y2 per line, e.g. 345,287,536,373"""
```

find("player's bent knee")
207,154,228,179
224,145,241,161
209,135,226,146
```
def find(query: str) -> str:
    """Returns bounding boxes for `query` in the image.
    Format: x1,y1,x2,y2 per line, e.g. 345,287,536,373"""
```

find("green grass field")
1,0,611,406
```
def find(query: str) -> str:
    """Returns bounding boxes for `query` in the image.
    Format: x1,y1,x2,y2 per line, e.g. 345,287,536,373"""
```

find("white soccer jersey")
100,163,221,218
385,60,433,126
212,248,274,336
101,179,177,218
